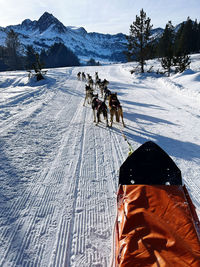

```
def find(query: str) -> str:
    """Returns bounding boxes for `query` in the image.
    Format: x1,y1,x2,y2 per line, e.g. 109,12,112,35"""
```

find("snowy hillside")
0,54,200,266
0,12,127,63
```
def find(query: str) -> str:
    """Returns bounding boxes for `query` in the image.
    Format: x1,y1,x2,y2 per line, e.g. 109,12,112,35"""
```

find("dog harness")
111,99,121,109
95,98,103,110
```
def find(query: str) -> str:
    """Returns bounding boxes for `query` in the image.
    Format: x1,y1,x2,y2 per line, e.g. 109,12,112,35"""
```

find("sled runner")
113,141,200,267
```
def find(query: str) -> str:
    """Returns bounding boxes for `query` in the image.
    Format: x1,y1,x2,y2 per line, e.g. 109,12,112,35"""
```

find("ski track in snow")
0,59,200,266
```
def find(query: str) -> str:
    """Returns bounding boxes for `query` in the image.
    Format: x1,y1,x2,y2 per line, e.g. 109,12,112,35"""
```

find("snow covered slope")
0,12,164,64
0,12,127,63
0,54,200,266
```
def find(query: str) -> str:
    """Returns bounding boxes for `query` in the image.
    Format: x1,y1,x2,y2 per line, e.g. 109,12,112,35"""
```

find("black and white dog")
103,86,112,102
83,84,94,106
91,94,109,127
99,79,109,97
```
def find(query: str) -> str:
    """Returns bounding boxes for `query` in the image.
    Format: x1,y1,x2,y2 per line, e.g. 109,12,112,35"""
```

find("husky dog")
91,94,109,127
87,74,92,82
83,85,94,106
99,79,109,97
95,78,101,90
95,72,99,82
108,93,125,127
77,72,81,80
88,77,94,89
82,72,86,81
103,86,112,102
102,78,109,87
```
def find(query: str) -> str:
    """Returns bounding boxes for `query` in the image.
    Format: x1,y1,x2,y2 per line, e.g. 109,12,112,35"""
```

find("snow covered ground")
0,54,200,266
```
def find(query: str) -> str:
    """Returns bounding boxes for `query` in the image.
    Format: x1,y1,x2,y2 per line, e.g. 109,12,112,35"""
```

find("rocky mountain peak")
37,12,66,33
21,19,36,30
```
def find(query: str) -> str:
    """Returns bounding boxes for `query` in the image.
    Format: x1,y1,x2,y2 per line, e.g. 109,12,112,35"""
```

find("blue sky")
0,0,199,34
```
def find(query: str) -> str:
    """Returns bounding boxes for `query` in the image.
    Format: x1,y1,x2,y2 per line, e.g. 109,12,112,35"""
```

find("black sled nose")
119,141,182,185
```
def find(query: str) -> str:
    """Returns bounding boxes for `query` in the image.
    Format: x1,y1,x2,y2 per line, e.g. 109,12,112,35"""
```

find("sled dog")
103,86,112,102
108,93,125,127
91,94,109,126
83,85,94,106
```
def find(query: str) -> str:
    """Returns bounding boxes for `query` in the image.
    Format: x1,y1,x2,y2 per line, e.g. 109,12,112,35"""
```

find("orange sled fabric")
114,185,200,267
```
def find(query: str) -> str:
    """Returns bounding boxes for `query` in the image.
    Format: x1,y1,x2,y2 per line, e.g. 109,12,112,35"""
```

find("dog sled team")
78,71,125,128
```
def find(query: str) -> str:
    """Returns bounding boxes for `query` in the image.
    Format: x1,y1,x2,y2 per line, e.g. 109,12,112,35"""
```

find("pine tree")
173,54,191,73
126,9,153,73
160,21,191,75
25,45,45,80
32,53,45,81
5,29,21,70
161,57,173,76
45,43,80,68
87,58,99,66
177,17,194,55
159,21,174,57
26,45,37,69
174,22,185,56
40,49,48,67
197,23,200,52
0,46,9,71
160,21,175,76
193,20,199,52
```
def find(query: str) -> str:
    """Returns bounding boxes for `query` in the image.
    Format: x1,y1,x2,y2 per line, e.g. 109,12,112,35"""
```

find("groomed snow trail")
0,61,200,267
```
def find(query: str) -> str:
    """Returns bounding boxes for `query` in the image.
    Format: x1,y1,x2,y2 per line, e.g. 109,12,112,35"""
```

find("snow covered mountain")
0,12,165,64
0,12,128,63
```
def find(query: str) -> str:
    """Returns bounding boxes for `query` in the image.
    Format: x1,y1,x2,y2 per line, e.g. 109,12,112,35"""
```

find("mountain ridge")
0,12,164,63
